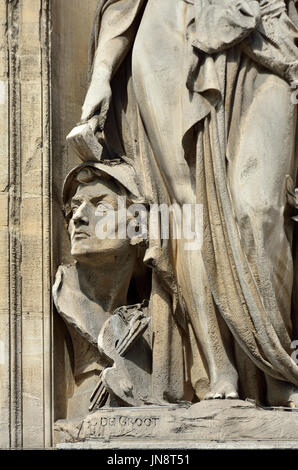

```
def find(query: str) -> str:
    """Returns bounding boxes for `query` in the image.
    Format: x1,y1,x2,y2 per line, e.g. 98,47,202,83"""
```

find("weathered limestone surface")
71,0,298,410
0,0,52,449
52,0,298,451
51,0,98,268
55,400,298,449
51,0,99,425
1,0,298,451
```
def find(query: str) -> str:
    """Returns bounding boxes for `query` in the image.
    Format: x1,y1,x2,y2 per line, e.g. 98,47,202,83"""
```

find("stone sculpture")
55,0,298,420
53,161,152,417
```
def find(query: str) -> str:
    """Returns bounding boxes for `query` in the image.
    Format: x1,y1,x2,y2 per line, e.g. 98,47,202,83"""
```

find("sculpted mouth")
73,231,91,239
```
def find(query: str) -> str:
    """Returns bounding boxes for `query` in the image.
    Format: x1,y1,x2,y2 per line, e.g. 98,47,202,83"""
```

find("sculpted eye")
71,205,78,214
95,201,114,215
96,202,108,212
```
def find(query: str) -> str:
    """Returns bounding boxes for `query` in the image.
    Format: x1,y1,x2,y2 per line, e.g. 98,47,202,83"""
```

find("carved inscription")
83,415,160,438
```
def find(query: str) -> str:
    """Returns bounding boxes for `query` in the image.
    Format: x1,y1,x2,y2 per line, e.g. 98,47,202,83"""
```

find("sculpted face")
68,178,131,262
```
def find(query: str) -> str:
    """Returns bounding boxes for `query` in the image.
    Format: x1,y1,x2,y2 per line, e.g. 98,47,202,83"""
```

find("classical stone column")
0,0,52,449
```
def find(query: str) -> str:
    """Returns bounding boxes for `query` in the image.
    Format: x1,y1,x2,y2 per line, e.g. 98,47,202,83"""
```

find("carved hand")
81,78,112,131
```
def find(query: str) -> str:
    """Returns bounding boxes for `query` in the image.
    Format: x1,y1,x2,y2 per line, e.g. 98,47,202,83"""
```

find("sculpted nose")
73,203,89,225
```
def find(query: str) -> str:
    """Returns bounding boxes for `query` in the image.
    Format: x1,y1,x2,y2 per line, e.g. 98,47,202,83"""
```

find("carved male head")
63,161,146,264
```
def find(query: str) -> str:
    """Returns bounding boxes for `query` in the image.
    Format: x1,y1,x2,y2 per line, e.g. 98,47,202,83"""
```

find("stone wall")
0,0,52,449
51,0,98,425
52,0,97,268
0,0,97,449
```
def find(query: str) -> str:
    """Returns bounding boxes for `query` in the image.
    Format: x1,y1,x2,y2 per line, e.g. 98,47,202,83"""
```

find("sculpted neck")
75,251,136,314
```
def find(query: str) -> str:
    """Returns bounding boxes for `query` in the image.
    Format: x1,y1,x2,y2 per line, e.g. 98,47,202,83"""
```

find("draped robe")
88,0,298,403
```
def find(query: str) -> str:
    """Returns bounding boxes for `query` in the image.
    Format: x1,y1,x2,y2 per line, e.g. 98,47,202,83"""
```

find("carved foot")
266,378,298,408
204,378,239,400
288,391,298,408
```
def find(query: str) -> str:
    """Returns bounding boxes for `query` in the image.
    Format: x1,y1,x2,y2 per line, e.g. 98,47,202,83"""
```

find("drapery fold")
86,0,298,400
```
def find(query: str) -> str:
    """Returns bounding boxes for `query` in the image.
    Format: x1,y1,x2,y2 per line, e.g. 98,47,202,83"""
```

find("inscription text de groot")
84,415,160,438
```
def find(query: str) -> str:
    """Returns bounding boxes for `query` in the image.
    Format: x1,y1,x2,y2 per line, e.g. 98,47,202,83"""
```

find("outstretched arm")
81,0,146,127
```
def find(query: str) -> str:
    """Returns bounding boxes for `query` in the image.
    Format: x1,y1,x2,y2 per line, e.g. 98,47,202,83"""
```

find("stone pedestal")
55,400,298,449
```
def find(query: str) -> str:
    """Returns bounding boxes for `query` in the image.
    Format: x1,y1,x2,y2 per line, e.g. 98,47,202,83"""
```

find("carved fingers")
81,81,112,130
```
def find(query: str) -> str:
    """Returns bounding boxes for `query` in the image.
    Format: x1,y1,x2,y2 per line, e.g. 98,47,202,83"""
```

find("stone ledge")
55,399,298,449
57,440,298,449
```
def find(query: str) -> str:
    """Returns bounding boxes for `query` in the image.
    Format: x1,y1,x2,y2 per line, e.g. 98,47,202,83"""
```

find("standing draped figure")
70,0,298,406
